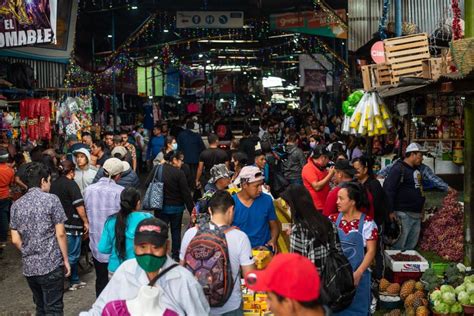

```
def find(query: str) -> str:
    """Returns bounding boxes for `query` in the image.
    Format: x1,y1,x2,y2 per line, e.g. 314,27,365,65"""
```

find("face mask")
136,254,167,272
310,142,317,149
171,143,178,151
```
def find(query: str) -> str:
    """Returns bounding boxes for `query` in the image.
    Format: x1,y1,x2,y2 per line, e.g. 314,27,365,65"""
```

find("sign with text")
270,10,347,39
177,11,244,29
0,0,57,49
370,41,386,64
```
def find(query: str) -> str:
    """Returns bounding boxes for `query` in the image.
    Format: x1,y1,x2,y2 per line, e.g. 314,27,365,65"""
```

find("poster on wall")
0,0,57,48
303,69,327,92
0,0,76,63
299,54,333,88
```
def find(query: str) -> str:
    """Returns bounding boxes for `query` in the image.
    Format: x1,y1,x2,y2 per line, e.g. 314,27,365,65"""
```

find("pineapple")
380,278,391,292
405,307,416,316
400,280,416,300
412,297,428,309
386,283,401,295
415,281,424,291
404,293,416,308
415,306,429,316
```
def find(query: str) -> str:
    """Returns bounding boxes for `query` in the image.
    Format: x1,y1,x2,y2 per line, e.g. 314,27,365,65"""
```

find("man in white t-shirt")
180,190,255,316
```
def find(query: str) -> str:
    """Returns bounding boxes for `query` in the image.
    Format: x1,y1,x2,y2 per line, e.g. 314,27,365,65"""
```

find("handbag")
143,164,164,210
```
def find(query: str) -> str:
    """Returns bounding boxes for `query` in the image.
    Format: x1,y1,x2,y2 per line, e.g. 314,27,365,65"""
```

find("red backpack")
184,222,235,307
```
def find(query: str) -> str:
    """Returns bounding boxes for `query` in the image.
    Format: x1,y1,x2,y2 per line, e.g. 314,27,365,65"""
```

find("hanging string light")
312,0,348,31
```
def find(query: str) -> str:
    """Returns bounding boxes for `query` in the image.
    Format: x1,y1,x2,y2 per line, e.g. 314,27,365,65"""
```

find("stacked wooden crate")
383,33,430,85
361,63,391,91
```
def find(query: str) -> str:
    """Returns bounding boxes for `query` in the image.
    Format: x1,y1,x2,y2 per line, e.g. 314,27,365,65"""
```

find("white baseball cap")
406,142,428,154
103,158,128,177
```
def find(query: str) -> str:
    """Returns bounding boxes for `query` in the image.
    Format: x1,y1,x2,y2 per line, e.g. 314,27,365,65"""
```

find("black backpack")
318,224,356,312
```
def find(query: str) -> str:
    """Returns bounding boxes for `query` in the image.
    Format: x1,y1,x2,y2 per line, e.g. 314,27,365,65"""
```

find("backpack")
216,124,227,139
184,222,235,307
318,224,356,312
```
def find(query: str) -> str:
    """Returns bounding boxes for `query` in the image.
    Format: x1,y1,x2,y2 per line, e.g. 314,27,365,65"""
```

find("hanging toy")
348,92,393,137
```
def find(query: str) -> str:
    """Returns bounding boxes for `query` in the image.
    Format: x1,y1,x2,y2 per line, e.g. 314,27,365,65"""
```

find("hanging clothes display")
19,99,54,142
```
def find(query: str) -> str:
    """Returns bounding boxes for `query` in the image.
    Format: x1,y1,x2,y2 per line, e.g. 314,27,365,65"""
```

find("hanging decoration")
312,0,348,31
342,92,393,137
378,0,390,40
451,0,462,40
342,90,364,117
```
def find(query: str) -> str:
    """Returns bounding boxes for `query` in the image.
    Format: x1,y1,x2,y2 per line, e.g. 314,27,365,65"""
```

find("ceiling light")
290,56,294,59
243,71,247,74
198,39,259,43
148,96,153,99
107,35,112,38
178,100,182,104
198,54,203,58
153,56,158,60
253,76,257,79
163,29,169,33
131,5,138,9
206,60,211,64
267,34,294,39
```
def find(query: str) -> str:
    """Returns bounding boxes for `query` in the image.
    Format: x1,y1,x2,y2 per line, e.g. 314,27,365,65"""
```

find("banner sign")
270,10,347,39
0,0,57,48
0,0,76,63
177,11,244,29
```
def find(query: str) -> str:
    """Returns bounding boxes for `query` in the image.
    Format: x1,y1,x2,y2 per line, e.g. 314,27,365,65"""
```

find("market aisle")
0,244,96,314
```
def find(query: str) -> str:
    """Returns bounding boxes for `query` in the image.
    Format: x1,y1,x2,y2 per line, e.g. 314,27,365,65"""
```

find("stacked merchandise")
56,96,93,137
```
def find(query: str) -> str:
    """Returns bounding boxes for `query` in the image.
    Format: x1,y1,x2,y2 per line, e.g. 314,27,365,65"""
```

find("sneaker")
68,282,87,291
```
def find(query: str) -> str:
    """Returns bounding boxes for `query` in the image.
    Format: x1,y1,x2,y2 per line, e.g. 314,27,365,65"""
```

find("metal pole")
204,62,207,105
395,0,402,37
463,0,474,266
112,11,117,131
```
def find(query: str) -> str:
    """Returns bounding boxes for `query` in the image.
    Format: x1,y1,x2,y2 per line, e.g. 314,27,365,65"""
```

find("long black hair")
280,184,330,244
114,187,141,260
339,181,370,211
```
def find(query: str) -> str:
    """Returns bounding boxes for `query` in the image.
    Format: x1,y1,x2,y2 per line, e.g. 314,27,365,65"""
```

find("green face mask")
136,254,167,272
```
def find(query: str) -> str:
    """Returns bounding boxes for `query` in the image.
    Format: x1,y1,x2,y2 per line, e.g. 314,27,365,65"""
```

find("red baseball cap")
245,253,320,302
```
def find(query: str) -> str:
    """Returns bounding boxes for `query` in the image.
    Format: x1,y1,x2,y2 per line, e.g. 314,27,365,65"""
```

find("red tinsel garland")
452,0,462,40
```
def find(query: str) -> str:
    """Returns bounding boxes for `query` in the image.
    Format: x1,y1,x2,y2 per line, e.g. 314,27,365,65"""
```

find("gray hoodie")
73,148,98,194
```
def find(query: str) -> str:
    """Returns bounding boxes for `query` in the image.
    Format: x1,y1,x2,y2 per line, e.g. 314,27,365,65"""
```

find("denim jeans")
67,235,82,284
392,211,421,251
26,266,65,316
156,207,184,261
0,199,11,243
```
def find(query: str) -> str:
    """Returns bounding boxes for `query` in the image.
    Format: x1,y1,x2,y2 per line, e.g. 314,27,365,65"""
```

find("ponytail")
114,187,141,260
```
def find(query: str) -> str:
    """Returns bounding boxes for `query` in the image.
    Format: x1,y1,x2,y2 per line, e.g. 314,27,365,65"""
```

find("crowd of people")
0,106,452,316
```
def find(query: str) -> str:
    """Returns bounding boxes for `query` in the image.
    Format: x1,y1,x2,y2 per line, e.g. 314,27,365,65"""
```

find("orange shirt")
302,159,330,211
0,164,14,199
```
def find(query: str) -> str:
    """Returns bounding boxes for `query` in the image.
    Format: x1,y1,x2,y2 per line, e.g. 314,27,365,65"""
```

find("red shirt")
302,159,330,211
0,164,15,199
322,185,375,218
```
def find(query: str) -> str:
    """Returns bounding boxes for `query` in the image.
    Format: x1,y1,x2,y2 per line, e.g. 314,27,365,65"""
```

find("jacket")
177,129,205,164
79,257,210,316
383,160,425,214
93,167,140,188
73,148,98,194
282,144,306,180
144,164,194,212
146,135,165,160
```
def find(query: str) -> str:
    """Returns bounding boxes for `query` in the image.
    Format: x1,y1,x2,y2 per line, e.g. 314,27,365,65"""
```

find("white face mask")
171,143,178,151
310,142,317,149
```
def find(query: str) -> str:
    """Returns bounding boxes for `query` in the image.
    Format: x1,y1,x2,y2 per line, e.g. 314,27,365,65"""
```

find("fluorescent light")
198,40,259,43
206,60,211,64
267,34,294,39
217,56,257,60
243,71,247,74
220,98,225,102
107,35,112,38
163,29,169,33
198,54,203,58
131,5,138,9
148,96,153,99
211,49,259,53
153,56,158,60
253,76,257,79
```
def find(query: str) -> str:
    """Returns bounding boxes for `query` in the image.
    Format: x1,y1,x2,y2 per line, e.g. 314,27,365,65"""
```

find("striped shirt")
84,178,124,263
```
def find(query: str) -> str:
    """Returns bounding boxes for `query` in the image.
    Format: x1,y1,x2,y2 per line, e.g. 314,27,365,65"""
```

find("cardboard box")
422,57,446,80
385,250,429,272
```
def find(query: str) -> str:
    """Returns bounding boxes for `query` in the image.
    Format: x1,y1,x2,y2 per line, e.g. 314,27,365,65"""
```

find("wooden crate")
361,63,392,91
383,33,430,84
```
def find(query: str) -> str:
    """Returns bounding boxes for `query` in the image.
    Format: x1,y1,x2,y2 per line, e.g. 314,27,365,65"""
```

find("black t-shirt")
50,176,85,233
96,152,111,167
199,148,229,182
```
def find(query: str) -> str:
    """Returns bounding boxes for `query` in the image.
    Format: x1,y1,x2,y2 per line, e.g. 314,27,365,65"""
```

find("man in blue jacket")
383,143,426,251
177,120,205,188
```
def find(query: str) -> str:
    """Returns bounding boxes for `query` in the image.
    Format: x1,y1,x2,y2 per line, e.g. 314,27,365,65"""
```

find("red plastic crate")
386,270,423,284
